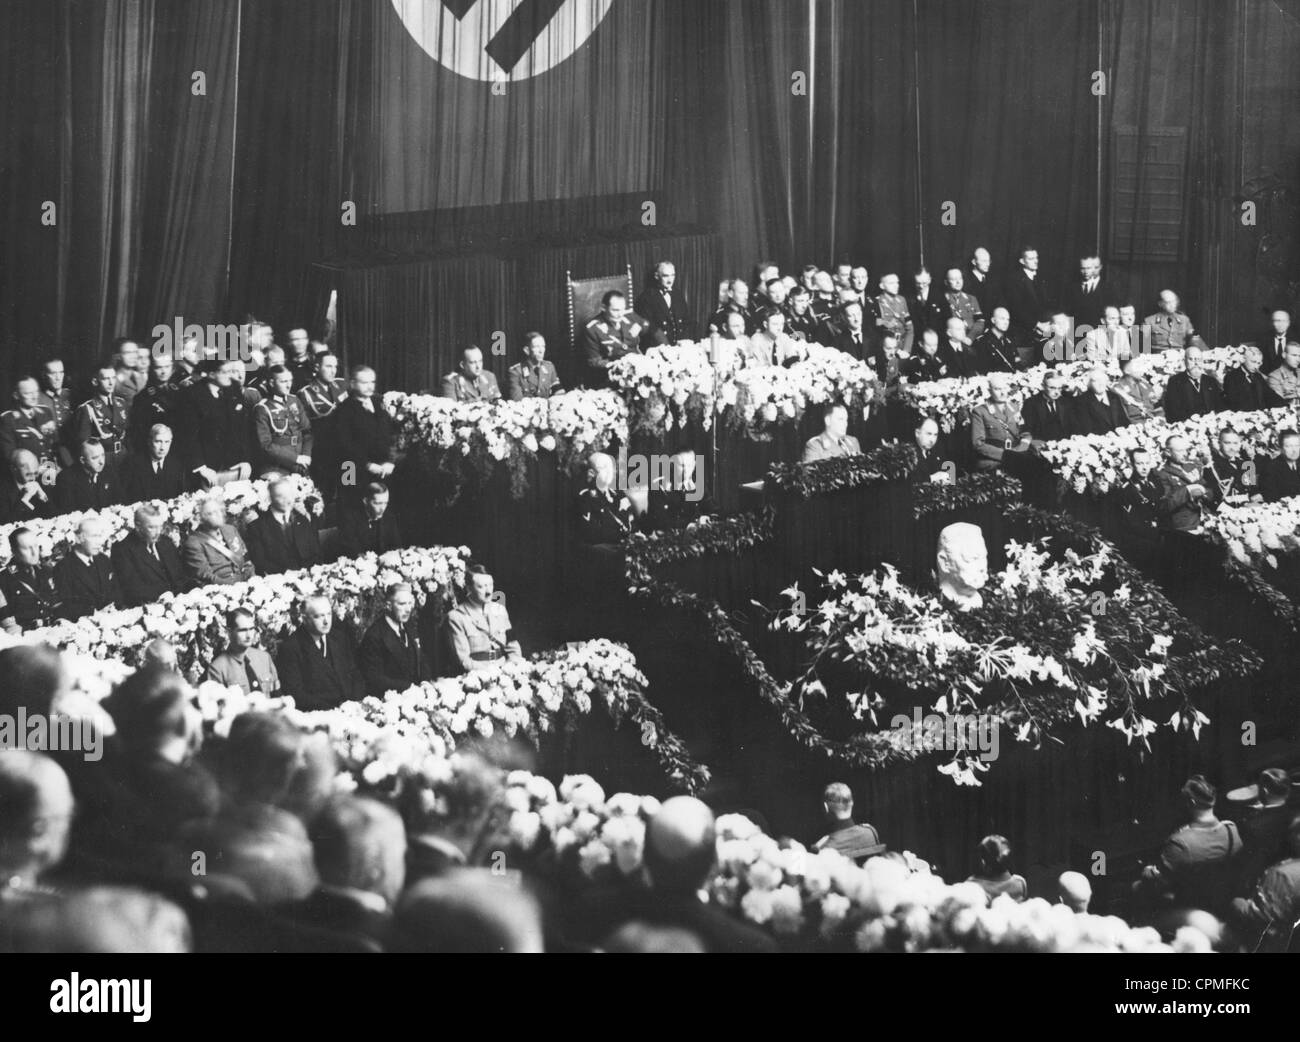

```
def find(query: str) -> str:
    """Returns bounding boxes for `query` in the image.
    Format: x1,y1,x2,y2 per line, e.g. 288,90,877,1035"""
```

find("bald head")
1057,871,1091,913
0,750,74,880
645,796,716,895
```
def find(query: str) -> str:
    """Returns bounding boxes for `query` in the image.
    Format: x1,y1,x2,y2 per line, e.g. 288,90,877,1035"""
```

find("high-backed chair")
567,265,636,386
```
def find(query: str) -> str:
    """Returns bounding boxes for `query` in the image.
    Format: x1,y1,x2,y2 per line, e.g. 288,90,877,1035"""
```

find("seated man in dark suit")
938,317,982,378
111,504,189,607
909,417,950,482
336,482,404,561
1020,371,1073,447
287,795,405,951
244,476,322,576
120,423,189,504
55,439,120,513
1069,368,1130,437
0,449,55,525
53,516,119,619
182,496,256,586
830,301,886,381
646,449,715,532
1261,430,1300,503
275,593,365,710
358,582,431,697
811,783,885,863
1163,346,1225,423
1224,345,1285,413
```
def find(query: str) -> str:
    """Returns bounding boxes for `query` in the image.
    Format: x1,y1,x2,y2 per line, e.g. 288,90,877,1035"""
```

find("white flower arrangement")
20,544,471,672
1039,407,1297,494
1201,493,1300,567
287,640,650,774
0,475,323,570
608,345,717,432
384,390,626,469
728,345,877,438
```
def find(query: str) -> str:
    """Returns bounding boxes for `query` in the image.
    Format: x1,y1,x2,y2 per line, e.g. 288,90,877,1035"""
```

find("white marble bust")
936,522,989,611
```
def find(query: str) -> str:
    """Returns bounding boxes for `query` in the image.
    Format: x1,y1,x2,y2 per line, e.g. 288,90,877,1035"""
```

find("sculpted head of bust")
936,522,988,611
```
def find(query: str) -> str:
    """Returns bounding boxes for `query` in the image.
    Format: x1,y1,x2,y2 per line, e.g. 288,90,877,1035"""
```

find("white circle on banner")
391,0,614,82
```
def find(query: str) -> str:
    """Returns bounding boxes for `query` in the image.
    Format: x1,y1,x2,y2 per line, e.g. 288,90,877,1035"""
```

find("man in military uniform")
802,403,862,463
298,352,347,422
576,451,639,547
299,352,347,499
73,364,129,463
635,261,693,348
874,273,914,354
0,528,60,633
1143,290,1198,350
445,564,521,674
783,286,820,342
37,358,74,465
254,365,313,476
970,374,1030,472
709,280,754,336
285,328,317,391
901,329,948,383
1118,447,1163,567
440,345,502,403
0,377,60,470
1155,434,1219,532
506,333,563,401
941,268,985,338
128,352,179,453
113,339,148,407
973,308,1019,373
582,290,643,389
1209,430,1262,505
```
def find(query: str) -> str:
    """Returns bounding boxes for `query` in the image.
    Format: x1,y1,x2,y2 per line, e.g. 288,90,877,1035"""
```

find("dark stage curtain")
134,0,240,332
226,0,349,333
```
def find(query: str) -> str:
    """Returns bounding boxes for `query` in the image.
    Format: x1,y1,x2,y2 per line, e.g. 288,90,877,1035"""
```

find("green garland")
626,500,1261,774
766,443,920,499
624,508,775,573
911,472,1022,519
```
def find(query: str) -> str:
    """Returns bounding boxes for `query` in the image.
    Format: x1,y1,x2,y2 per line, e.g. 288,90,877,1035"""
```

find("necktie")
153,461,161,474
1048,402,1056,416
318,636,327,658
664,293,672,307
245,658,260,692
149,543,158,561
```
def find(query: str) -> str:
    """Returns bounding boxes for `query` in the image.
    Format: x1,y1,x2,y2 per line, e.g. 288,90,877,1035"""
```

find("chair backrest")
567,265,636,349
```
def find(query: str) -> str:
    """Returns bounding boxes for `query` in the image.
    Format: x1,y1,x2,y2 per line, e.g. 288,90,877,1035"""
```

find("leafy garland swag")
626,501,1260,776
